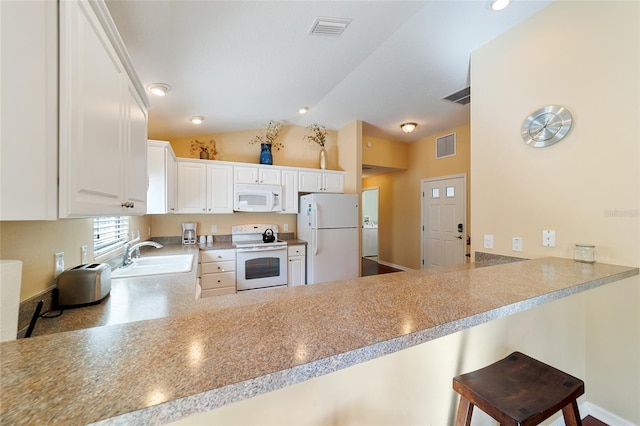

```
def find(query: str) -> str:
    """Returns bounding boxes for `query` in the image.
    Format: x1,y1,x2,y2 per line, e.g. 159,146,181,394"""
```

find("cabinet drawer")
201,249,235,262
288,245,305,256
201,271,236,289
201,260,235,274
201,287,236,298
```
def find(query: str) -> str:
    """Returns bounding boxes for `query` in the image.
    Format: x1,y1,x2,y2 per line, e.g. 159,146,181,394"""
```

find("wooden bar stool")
452,352,584,426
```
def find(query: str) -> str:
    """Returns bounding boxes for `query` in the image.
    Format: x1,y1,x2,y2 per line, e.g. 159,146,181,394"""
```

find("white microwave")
234,184,283,212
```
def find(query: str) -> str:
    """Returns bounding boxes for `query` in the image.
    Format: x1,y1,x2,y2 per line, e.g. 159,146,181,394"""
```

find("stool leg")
454,396,474,426
561,401,582,426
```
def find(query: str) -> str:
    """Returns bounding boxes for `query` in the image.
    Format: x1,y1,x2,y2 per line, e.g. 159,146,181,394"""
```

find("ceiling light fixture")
400,122,417,133
490,0,510,11
190,116,204,124
147,83,171,96
298,107,309,114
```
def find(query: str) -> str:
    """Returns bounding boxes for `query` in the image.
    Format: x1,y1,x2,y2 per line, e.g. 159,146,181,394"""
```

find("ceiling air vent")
309,17,352,37
442,87,471,105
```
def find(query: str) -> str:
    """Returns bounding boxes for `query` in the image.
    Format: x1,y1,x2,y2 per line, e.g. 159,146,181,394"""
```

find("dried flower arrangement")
304,123,327,148
249,120,284,151
190,139,218,159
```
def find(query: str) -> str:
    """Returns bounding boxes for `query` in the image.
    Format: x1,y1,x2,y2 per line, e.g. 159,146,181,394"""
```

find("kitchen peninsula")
0,258,637,425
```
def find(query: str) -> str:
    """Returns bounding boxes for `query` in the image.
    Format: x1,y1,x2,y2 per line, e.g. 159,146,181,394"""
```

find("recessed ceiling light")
400,122,417,133
490,0,510,11
147,83,171,96
190,116,204,124
298,107,309,114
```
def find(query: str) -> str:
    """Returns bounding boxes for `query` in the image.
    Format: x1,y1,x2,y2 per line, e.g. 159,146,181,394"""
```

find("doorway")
421,174,467,268
362,187,379,260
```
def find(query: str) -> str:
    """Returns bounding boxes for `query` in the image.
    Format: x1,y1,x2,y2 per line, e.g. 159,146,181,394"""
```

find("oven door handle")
236,246,287,253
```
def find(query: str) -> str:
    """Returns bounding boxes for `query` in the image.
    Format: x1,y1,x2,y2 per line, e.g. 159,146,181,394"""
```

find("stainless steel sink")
112,254,194,278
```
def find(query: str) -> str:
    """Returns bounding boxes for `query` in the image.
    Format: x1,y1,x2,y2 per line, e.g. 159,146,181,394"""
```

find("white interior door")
421,175,466,268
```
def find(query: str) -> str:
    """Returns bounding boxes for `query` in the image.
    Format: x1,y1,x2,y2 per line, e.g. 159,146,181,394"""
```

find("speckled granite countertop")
1,257,636,425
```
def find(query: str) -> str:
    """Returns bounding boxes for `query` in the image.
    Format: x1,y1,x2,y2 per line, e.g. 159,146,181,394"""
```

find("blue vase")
259,143,273,165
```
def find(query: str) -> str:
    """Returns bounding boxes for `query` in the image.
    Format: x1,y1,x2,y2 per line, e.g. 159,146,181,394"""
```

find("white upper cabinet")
1,1,58,220
147,141,177,214
207,164,234,214
58,0,149,218
281,169,299,213
234,166,281,185
176,161,234,214
298,170,345,193
177,162,208,214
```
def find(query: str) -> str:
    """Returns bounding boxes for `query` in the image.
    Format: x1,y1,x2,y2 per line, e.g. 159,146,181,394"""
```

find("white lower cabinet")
200,249,236,297
287,245,306,286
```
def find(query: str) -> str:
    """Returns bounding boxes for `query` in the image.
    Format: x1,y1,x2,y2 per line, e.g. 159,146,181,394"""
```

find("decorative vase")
319,147,327,170
259,143,273,165
200,150,210,160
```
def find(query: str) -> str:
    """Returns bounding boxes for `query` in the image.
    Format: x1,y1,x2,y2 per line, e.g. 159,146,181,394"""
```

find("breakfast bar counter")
0,257,637,425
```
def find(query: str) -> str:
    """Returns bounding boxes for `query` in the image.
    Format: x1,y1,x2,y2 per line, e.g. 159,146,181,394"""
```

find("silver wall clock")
521,105,573,148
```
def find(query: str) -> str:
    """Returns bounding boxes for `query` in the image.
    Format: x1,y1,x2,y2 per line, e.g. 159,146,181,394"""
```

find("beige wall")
362,135,408,170
169,124,339,171
151,213,297,238
470,1,639,421
173,2,639,424
0,215,150,301
363,124,471,269
337,120,362,195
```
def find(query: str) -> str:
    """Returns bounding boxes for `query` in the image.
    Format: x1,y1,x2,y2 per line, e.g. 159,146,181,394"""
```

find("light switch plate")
81,245,88,264
211,225,217,233
283,224,289,231
542,230,556,247
483,234,494,249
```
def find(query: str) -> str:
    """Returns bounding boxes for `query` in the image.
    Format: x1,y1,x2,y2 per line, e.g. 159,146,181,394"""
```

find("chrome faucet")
121,240,164,267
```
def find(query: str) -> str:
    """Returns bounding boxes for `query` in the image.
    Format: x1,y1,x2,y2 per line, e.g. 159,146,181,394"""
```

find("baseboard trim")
376,260,412,271
549,401,634,426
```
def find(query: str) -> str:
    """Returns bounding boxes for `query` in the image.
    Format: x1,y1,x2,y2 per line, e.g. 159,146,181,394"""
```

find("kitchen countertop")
0,257,636,425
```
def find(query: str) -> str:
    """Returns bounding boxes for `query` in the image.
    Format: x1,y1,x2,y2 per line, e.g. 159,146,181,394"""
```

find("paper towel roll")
0,260,23,342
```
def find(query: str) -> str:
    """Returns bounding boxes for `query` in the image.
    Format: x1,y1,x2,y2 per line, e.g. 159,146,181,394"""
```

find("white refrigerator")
297,193,359,284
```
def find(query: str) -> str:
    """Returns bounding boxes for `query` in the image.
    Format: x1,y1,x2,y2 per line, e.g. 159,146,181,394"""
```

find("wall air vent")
309,17,352,36
436,133,456,159
442,87,471,105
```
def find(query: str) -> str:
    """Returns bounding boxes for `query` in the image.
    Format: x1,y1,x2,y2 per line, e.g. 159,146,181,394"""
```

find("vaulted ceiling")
106,1,551,142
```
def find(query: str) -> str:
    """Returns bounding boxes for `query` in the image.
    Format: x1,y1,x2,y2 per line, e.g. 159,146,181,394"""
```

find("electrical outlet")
512,237,523,252
54,252,65,278
542,230,556,247
211,224,217,233
283,223,289,231
483,234,494,249
81,245,88,264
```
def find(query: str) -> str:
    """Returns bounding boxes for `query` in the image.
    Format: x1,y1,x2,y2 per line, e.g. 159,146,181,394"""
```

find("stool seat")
453,352,584,426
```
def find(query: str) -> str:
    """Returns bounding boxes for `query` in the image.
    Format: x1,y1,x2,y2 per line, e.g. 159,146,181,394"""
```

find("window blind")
93,216,130,259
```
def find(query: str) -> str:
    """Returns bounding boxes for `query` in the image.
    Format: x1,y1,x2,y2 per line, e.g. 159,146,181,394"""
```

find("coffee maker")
182,223,197,245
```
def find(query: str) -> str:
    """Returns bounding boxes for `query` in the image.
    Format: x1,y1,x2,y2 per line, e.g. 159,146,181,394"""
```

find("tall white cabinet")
1,0,149,220
58,0,149,217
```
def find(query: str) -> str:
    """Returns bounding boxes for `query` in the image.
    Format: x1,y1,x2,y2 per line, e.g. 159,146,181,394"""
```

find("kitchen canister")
574,244,595,263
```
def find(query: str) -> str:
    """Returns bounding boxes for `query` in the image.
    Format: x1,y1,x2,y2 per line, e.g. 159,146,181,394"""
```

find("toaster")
56,263,111,308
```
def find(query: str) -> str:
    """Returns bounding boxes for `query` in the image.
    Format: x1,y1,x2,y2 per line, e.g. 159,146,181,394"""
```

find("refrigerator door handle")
314,229,319,255
312,202,318,229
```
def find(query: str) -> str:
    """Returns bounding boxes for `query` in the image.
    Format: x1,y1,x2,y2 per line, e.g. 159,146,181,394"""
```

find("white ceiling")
106,1,551,142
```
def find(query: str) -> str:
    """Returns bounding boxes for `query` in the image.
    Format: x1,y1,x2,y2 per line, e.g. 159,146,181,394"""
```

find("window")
93,216,130,259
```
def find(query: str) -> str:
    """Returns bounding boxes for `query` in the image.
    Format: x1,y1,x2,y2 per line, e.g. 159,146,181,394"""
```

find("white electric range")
232,224,288,291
